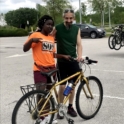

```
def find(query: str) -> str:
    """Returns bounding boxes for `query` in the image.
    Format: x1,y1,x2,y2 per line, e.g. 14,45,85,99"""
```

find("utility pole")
108,2,111,28
103,10,104,27
79,0,82,24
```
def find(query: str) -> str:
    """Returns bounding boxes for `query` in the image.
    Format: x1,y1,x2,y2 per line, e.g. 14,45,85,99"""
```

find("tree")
75,10,80,23
75,2,87,23
81,2,87,16
42,0,71,24
87,0,123,26
5,8,40,28
36,4,47,18
113,6,124,24
88,0,122,13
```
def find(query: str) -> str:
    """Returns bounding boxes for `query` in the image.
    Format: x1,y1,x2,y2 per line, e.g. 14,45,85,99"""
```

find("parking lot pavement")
0,37,124,124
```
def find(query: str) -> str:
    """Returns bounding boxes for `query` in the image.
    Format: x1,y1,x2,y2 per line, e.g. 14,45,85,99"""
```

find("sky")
0,0,88,14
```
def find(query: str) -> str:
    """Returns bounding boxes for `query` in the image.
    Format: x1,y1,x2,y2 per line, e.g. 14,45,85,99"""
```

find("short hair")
37,15,54,30
63,8,75,17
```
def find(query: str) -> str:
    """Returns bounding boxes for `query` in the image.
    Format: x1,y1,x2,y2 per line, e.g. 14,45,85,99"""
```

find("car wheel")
90,32,97,38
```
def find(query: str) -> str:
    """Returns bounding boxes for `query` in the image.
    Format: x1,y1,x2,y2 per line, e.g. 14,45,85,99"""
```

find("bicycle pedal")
68,118,74,124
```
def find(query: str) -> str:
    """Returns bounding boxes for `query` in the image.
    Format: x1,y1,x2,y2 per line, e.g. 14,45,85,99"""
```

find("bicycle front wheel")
76,76,103,120
108,35,115,49
12,90,55,124
113,35,121,50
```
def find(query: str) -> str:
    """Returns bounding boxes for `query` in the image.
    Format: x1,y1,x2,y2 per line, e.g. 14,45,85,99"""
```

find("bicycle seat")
40,69,58,77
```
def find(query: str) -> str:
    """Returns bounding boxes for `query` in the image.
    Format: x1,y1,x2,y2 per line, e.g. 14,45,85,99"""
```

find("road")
0,37,124,124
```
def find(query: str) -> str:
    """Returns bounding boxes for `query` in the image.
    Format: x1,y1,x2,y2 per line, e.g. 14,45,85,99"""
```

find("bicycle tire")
121,40,124,47
113,35,121,50
115,35,121,45
121,32,124,47
76,76,103,120
12,90,55,124
108,35,115,49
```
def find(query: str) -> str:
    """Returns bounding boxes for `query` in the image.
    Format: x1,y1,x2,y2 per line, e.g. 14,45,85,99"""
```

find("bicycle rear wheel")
12,90,55,124
121,32,124,47
76,76,103,120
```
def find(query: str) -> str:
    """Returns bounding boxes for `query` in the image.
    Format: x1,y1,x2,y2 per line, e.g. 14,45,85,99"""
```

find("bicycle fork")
82,77,94,99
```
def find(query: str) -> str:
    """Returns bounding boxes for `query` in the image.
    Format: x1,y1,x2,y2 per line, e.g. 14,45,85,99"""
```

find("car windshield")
87,24,96,28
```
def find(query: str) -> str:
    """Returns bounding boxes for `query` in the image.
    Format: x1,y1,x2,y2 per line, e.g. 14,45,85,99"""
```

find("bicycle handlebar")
112,25,124,31
85,59,98,64
69,57,98,65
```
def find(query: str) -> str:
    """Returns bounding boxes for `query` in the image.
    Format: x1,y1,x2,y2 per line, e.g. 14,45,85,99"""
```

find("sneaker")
34,119,41,124
67,107,77,117
40,118,47,124
40,115,58,124
57,113,64,119
48,115,58,124
51,119,58,124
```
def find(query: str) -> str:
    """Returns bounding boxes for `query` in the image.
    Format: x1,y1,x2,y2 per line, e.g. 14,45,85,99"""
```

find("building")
0,14,7,26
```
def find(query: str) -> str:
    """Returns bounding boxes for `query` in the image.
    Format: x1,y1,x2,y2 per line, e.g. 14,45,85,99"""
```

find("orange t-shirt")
25,32,56,71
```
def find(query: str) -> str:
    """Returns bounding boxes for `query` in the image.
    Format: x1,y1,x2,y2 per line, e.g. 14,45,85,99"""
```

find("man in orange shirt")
23,15,71,124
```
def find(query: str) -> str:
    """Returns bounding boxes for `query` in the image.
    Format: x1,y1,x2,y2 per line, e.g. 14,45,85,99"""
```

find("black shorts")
57,61,80,85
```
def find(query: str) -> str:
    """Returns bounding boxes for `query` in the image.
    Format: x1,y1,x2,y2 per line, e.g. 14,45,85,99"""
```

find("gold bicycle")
12,57,103,124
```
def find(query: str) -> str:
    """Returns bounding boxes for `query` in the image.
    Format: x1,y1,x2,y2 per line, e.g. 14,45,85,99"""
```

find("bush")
0,26,28,37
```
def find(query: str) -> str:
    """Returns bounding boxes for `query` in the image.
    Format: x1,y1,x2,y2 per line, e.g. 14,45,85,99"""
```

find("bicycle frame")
36,70,94,117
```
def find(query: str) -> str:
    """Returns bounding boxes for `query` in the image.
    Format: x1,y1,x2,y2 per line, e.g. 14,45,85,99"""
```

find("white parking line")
81,93,124,100
92,69,124,73
6,53,31,58
103,95,124,100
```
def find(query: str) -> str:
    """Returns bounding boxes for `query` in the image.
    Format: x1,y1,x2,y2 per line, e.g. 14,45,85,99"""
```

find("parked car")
74,23,106,38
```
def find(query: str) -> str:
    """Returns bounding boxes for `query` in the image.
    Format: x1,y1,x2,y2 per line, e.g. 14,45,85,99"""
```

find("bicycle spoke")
12,91,55,124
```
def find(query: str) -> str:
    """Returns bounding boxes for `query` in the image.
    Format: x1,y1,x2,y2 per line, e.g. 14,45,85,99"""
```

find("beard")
65,22,73,29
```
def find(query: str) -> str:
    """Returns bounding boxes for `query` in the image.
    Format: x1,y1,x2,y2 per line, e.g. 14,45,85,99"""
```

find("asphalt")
0,36,124,124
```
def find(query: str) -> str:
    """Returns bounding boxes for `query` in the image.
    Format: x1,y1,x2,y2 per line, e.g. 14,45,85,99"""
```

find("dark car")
74,23,106,38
